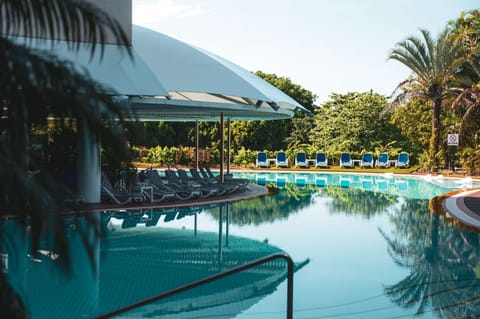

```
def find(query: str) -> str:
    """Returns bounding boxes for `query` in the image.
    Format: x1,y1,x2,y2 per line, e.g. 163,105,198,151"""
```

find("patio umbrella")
127,25,307,121
10,25,309,202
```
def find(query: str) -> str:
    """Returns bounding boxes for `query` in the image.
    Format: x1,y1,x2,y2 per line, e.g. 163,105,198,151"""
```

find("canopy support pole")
227,118,231,175
220,113,224,183
77,118,101,203
195,120,199,169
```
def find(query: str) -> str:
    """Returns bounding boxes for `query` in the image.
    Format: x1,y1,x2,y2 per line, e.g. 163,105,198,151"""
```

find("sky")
132,0,479,105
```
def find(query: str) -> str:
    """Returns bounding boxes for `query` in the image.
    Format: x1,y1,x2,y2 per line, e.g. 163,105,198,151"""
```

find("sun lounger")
100,171,132,205
144,169,195,200
256,152,270,168
396,152,410,168
101,170,145,204
189,167,237,195
202,164,249,190
375,153,390,168
176,168,218,197
315,152,328,167
295,152,309,168
276,151,289,168
360,153,374,168
339,152,353,168
164,169,209,198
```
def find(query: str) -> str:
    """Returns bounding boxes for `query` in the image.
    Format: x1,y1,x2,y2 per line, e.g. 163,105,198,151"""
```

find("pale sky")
132,0,479,105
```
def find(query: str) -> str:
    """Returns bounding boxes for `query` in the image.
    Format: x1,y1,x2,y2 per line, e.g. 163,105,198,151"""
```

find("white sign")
447,134,459,146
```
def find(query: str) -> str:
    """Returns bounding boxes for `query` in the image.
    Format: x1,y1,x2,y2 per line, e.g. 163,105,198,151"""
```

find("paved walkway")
443,188,480,229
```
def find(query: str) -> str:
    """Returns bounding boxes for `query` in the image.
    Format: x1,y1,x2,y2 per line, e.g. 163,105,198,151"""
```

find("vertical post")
77,118,101,203
220,113,224,183
449,125,456,173
195,121,199,170
225,204,229,247
227,119,231,175
286,256,294,319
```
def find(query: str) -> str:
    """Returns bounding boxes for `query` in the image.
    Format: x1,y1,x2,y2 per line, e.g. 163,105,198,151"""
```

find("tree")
449,10,480,147
0,0,132,316
385,28,463,169
309,92,402,157
390,97,432,154
230,72,316,151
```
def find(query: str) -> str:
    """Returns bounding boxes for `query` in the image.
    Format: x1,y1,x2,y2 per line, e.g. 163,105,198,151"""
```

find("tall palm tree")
0,1,134,317
384,28,463,169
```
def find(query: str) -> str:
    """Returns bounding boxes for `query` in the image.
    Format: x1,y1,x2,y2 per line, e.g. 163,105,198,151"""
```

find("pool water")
2,172,480,318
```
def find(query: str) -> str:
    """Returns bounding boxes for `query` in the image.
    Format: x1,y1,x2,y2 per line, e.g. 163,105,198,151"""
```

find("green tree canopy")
390,96,432,153
449,10,480,149
309,92,403,156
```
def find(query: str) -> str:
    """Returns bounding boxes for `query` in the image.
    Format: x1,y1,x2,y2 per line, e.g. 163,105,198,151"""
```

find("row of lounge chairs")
256,151,328,168
256,151,409,168
339,152,410,168
101,165,249,205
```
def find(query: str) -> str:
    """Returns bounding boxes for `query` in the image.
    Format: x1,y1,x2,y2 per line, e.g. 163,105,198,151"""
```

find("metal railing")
93,253,294,319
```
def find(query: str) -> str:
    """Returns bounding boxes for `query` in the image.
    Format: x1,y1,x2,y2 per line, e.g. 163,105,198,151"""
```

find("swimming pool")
2,172,480,318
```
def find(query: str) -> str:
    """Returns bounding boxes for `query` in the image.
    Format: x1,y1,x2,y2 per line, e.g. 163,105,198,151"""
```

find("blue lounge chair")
315,152,328,167
396,152,410,168
375,153,390,168
295,152,309,168
339,152,353,168
256,152,269,168
360,153,374,168
276,151,289,167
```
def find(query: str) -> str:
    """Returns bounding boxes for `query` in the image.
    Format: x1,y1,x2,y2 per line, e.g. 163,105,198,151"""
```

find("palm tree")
384,28,463,169
0,1,134,316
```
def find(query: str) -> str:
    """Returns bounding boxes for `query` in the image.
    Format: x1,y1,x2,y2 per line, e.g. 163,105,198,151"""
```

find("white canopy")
10,25,308,121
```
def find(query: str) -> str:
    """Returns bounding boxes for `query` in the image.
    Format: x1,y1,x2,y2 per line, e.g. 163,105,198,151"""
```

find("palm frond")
0,0,131,58
390,41,430,84
380,78,417,117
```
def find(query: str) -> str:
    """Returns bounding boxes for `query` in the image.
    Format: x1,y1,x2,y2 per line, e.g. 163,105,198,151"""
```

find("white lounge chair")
256,152,269,168
396,152,410,168
276,151,289,168
339,152,353,168
315,152,328,167
295,152,309,168
375,153,390,168
360,153,374,168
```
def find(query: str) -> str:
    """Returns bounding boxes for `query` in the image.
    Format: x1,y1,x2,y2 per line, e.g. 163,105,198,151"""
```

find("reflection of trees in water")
208,184,315,225
381,198,480,317
321,186,398,218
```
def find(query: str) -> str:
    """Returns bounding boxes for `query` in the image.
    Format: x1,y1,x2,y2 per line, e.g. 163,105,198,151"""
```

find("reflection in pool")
1,172,480,318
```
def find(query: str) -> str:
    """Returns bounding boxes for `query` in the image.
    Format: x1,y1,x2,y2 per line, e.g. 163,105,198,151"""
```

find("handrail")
92,253,294,319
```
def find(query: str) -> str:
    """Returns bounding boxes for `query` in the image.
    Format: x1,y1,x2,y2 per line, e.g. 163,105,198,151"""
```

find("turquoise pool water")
1,172,480,318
